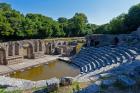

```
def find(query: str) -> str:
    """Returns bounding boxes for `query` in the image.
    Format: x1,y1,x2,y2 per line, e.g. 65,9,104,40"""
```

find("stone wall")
86,27,140,47
0,76,60,92
0,39,77,65
0,41,23,65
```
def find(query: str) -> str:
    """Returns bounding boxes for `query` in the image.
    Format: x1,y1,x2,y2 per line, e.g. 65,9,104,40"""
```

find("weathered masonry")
71,27,140,74
0,40,77,65
86,27,140,47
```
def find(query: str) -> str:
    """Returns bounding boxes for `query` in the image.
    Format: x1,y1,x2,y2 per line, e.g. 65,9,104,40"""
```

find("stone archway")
94,41,100,46
112,37,119,45
0,48,6,65
90,39,100,47
90,39,94,46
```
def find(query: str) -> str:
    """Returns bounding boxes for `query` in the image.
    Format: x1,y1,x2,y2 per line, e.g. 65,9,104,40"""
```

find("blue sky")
0,0,140,25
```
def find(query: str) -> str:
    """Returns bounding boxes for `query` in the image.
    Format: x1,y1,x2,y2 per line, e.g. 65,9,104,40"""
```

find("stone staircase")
71,45,140,74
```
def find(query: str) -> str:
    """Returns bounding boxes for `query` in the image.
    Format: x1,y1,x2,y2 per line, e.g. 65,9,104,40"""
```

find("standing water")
10,60,80,81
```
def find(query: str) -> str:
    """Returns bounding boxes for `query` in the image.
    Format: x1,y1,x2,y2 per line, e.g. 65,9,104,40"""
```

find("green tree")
125,3,140,32
0,3,11,11
109,14,126,34
58,17,68,37
95,24,110,34
85,24,98,35
68,13,88,36
0,10,14,37
1,2,140,41
26,13,54,38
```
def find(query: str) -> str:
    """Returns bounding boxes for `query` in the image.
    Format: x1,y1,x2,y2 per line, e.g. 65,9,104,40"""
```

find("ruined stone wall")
86,27,140,47
0,39,77,65
0,41,23,65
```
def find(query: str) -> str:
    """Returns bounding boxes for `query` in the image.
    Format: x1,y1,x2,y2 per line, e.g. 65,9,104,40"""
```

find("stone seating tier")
72,45,140,74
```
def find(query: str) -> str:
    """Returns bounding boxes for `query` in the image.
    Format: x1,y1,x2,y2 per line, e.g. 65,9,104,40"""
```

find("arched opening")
39,41,42,51
58,42,61,46
90,39,94,46
15,43,20,55
94,41,100,47
0,48,6,65
63,42,66,45
90,39,100,47
8,44,13,56
112,37,119,45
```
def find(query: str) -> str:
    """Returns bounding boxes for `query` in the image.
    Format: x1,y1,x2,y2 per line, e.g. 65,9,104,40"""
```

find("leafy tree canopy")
0,3,140,41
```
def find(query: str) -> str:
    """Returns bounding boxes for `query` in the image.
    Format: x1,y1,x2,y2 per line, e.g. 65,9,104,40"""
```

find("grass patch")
0,89,22,93
71,82,81,92
2,82,90,93
0,89,5,93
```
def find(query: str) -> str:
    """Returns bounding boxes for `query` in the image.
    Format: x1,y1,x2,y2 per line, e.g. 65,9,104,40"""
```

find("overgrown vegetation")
0,3,140,41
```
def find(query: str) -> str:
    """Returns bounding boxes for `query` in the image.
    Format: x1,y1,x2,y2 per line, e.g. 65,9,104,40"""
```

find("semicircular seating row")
71,45,140,74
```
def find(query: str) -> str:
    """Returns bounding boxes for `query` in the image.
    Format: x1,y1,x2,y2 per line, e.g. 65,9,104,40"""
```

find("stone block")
35,80,47,88
60,77,73,86
46,78,60,92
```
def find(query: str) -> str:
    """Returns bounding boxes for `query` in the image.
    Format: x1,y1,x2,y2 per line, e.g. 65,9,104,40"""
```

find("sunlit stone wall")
0,39,77,65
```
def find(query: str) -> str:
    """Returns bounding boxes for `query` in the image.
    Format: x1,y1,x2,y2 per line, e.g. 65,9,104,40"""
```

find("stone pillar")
13,44,15,56
34,41,38,52
8,43,14,56
6,44,9,58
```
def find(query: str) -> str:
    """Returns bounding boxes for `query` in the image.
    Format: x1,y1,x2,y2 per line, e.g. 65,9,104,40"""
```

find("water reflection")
10,60,80,81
